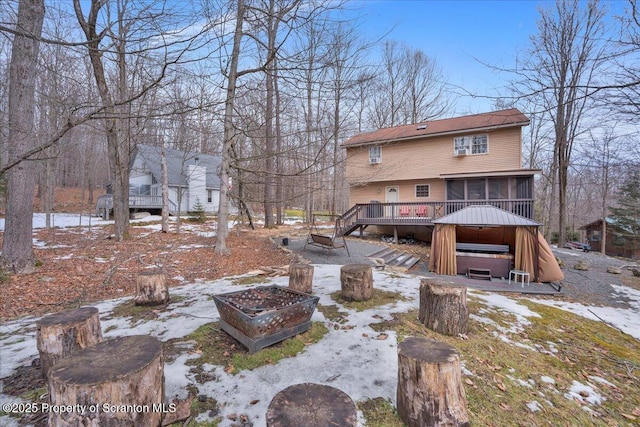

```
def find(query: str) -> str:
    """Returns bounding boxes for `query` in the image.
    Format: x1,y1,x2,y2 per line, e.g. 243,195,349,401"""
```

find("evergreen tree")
190,198,207,223
608,170,640,251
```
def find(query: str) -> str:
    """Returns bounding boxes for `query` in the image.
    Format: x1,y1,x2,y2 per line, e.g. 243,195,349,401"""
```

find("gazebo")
428,205,563,283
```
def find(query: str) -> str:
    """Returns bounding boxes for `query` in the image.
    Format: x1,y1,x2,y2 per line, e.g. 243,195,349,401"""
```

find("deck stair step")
367,246,420,272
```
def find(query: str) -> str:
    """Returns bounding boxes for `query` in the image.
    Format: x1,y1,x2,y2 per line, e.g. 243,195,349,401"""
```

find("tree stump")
266,383,356,427
419,279,468,336
397,337,469,427
288,264,314,293
340,264,373,301
135,271,170,306
48,335,164,427
36,307,102,378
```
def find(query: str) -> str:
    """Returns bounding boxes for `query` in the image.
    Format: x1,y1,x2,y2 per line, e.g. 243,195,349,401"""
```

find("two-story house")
96,144,223,218
340,108,540,241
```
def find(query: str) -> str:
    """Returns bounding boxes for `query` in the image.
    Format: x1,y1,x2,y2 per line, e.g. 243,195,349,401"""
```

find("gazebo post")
535,226,540,282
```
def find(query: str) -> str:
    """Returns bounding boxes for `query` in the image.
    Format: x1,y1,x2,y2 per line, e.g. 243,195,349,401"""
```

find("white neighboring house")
96,144,223,218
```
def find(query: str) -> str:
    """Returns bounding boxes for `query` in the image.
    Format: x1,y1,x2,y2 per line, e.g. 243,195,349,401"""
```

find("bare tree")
215,0,244,255
1,0,44,273
402,48,452,123
72,0,210,240
73,0,133,240
369,41,450,128
609,0,640,121
514,0,608,247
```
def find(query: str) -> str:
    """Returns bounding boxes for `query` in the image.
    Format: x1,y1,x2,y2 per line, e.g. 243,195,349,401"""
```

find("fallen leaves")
0,225,297,321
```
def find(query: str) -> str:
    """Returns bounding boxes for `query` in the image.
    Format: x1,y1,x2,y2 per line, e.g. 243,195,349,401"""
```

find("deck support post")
394,226,398,244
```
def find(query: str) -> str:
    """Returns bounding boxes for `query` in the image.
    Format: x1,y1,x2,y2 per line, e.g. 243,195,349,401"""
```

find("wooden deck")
96,194,177,219
339,200,534,238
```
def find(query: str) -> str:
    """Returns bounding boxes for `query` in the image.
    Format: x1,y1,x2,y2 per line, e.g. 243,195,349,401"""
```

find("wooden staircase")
366,247,421,272
337,205,361,236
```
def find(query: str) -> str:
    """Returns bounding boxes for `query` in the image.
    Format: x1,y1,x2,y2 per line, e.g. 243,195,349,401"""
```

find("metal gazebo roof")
433,205,540,227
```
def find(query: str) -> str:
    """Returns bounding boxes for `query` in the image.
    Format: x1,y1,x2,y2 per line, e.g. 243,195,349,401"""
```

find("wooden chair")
399,206,411,216
416,205,427,217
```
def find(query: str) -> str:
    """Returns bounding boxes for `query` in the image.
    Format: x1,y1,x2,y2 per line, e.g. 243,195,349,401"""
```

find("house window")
472,134,488,154
454,135,488,154
454,136,470,154
415,184,430,198
454,136,470,149
207,190,213,203
488,178,509,199
447,180,465,200
369,146,381,164
467,179,486,200
129,184,150,196
512,177,532,199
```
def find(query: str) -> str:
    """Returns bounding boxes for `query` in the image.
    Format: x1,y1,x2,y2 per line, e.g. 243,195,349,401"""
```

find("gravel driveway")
551,247,638,308
285,236,638,309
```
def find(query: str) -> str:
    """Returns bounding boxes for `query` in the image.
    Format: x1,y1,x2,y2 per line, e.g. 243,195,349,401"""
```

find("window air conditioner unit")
370,157,381,164
455,148,469,156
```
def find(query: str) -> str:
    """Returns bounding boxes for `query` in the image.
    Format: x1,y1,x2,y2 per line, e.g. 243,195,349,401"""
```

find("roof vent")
416,124,428,130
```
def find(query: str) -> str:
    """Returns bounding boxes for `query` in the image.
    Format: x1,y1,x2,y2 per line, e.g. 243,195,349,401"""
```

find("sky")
348,0,630,114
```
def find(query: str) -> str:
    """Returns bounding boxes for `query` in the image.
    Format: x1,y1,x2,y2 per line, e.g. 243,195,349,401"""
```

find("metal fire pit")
213,286,319,353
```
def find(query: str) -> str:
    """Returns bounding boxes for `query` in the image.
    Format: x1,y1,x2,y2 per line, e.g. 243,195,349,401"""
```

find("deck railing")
96,194,177,218
339,200,534,235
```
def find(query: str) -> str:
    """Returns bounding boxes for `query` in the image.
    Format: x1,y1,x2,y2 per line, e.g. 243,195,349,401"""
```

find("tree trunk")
275,60,284,225
288,264,314,294
215,0,245,255
266,383,356,427
36,306,102,378
135,271,170,306
419,279,468,336
48,335,164,427
397,337,469,427
340,264,373,301
263,0,278,229
0,0,45,274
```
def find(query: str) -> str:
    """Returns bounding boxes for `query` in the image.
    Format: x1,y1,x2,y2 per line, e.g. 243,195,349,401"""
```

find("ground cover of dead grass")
365,298,640,427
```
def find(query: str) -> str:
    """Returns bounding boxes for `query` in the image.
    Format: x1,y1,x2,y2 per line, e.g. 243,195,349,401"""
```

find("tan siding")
348,179,445,206
345,127,523,185
348,184,383,205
